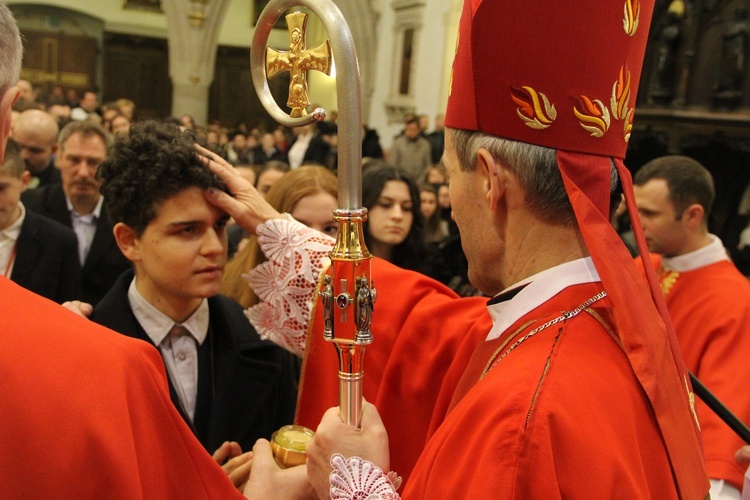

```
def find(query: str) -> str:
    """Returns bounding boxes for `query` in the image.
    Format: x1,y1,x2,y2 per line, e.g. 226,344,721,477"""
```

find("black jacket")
21,183,130,305
12,210,81,303
91,270,297,453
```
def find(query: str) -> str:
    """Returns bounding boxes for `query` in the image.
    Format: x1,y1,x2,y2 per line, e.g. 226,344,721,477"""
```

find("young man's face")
634,178,689,257
0,171,29,231
130,186,229,316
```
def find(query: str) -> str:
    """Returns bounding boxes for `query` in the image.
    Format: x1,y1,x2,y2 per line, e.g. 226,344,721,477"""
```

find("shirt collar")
661,234,729,272
485,257,600,341
0,202,25,241
127,277,209,346
65,195,104,219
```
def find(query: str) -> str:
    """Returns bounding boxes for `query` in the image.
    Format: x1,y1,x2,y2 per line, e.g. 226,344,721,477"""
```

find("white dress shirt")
287,132,312,169
486,257,600,341
127,278,209,422
0,202,24,277
65,195,104,266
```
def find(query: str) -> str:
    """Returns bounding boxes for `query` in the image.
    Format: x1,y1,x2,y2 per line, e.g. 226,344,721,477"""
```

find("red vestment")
638,254,750,489
296,257,492,485
405,282,680,498
0,277,243,499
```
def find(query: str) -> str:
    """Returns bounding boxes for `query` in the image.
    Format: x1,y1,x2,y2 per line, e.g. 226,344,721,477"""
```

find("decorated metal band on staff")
251,0,374,432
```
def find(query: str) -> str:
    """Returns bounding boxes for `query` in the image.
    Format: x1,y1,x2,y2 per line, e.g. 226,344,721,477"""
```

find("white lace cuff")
244,215,335,357
329,454,402,500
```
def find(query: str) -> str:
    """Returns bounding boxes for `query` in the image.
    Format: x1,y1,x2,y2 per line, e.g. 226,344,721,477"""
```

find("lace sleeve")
329,454,402,500
243,216,335,357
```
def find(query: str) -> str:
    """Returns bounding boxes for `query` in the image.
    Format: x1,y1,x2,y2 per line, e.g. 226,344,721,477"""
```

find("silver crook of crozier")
251,0,363,210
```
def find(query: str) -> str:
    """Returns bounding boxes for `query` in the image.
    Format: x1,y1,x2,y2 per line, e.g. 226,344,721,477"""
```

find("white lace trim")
244,216,334,357
329,454,401,500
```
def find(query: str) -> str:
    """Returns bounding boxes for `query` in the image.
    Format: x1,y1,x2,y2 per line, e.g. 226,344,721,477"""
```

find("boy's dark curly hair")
98,120,225,236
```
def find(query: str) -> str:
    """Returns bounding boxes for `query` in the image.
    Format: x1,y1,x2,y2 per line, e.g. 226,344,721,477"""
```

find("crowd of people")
10,76,477,299
2,0,750,498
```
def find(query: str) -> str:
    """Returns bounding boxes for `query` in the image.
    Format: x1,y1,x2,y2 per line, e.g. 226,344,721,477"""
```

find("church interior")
7,0,750,262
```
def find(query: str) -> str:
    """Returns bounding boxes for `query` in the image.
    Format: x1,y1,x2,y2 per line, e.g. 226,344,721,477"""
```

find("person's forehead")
634,179,674,207
14,127,55,145
153,189,226,223
62,133,106,152
258,169,284,184
637,178,671,197
380,180,411,198
293,191,337,212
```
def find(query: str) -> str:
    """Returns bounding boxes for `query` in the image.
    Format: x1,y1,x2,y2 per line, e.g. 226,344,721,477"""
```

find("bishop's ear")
476,148,506,209
113,222,140,262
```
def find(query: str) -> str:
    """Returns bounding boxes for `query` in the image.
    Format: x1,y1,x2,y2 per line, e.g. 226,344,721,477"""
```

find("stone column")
161,0,230,126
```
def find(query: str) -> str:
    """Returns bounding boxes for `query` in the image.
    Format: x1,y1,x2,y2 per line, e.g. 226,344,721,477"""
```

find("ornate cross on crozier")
266,12,332,117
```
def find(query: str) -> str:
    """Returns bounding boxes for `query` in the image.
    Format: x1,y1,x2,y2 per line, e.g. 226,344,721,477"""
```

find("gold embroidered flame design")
623,108,634,142
610,66,632,120
511,86,557,130
574,96,611,138
623,0,640,36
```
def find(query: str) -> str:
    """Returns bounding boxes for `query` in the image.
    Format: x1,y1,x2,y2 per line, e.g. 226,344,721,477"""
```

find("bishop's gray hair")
450,128,620,226
0,3,22,95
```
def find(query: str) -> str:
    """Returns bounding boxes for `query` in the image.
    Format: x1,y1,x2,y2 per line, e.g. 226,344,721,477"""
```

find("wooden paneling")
103,33,172,120
209,45,290,131
20,31,96,94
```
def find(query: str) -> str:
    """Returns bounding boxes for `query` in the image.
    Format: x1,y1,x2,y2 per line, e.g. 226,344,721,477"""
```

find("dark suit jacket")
249,145,288,165
12,210,82,303
32,159,61,188
21,183,130,306
288,134,331,167
90,270,298,453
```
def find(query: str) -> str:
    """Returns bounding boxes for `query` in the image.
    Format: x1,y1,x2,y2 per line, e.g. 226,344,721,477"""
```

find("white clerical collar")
661,234,729,272
0,202,25,241
127,277,209,346
65,195,104,219
485,257,600,341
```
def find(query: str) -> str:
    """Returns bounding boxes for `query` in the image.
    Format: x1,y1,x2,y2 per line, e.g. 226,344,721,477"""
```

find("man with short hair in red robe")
634,155,750,499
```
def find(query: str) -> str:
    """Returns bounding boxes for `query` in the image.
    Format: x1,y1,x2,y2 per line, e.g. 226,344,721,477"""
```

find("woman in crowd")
422,163,447,186
222,165,338,308
362,164,437,278
255,160,291,198
420,183,449,244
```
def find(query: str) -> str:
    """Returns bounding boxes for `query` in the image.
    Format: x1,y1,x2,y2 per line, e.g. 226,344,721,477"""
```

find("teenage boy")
91,121,297,455
0,138,81,302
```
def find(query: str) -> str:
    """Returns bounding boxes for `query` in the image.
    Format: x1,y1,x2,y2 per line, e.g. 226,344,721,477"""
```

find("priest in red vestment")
0,278,247,498
301,0,711,497
201,0,711,498
0,5,312,497
634,155,750,498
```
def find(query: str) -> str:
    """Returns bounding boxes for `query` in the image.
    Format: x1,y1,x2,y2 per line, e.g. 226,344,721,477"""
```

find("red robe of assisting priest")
0,278,243,499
